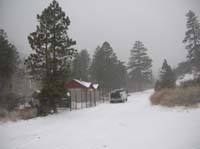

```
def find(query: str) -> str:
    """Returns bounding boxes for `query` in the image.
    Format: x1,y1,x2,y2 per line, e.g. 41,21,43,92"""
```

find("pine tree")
128,41,152,90
174,61,192,77
155,59,176,91
90,42,127,89
72,49,90,81
0,29,20,110
183,10,200,71
25,0,76,114
0,29,19,94
114,61,128,88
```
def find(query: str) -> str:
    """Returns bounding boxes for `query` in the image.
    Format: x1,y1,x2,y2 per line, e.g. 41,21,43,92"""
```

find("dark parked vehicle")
110,89,128,103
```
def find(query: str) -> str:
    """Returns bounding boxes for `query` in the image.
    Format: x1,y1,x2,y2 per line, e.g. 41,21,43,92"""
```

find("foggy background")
0,0,200,77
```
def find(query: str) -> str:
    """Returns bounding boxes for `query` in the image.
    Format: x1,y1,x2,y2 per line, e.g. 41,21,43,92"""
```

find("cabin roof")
65,79,98,89
73,79,92,88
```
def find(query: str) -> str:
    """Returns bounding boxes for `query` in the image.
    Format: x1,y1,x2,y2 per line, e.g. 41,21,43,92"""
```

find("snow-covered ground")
1,89,200,149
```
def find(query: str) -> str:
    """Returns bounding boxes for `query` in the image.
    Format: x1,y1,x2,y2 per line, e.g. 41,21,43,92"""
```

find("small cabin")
65,79,101,109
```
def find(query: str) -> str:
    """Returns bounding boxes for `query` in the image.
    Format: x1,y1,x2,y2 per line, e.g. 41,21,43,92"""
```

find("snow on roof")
111,88,125,93
74,79,92,88
93,84,99,89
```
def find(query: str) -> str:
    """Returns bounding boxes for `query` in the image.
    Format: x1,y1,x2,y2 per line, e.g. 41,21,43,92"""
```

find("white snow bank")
176,73,195,86
1,89,200,149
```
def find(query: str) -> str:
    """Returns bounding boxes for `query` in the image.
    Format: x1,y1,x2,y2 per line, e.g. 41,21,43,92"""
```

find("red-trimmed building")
65,79,100,109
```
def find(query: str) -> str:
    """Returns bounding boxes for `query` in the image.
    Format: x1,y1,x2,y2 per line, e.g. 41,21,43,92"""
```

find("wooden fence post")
75,89,77,109
90,90,92,107
94,90,96,106
81,90,83,109
69,90,72,111
86,89,88,108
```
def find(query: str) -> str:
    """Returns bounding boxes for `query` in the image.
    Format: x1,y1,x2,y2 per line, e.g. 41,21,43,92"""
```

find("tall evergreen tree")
155,59,176,91
128,41,152,90
0,29,20,110
183,10,200,71
72,49,90,81
90,42,127,89
174,61,192,77
0,29,19,94
25,0,76,114
115,61,128,88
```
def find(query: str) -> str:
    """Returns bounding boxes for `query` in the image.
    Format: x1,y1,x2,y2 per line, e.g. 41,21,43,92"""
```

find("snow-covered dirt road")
1,89,200,149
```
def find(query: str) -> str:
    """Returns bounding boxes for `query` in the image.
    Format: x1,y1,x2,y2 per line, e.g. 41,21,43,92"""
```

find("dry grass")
150,87,200,107
0,107,38,122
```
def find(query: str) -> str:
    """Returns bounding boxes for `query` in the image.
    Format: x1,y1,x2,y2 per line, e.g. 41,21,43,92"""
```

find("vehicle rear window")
111,91,121,98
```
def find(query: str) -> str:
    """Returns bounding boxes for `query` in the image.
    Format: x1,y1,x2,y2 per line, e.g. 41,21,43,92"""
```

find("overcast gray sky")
0,0,200,76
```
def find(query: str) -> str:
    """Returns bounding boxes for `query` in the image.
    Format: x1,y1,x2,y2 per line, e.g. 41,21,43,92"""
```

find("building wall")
69,88,101,109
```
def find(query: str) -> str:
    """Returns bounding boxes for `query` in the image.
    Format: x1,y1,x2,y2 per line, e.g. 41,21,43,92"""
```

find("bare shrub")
150,87,200,107
0,107,38,122
15,108,38,119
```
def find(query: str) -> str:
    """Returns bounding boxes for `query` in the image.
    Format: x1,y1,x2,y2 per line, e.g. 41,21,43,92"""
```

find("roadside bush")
0,108,18,122
15,107,38,119
0,107,38,122
150,87,200,107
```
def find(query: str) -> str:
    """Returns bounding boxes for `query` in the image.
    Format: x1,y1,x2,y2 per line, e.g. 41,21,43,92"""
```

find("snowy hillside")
1,90,200,149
